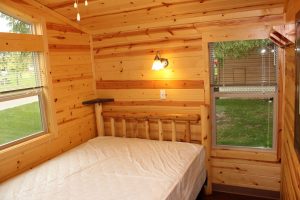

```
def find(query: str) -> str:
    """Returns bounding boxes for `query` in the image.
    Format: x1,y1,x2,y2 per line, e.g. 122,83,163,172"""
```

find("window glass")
0,52,42,92
216,98,273,148
0,96,43,146
0,12,33,34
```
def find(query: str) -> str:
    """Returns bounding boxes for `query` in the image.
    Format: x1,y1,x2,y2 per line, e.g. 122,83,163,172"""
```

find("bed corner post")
82,98,114,137
201,105,212,195
95,103,105,136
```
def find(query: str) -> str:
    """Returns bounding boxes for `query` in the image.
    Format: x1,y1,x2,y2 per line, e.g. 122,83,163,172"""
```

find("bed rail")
102,112,200,142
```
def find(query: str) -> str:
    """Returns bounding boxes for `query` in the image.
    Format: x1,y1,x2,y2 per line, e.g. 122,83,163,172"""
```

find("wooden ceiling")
35,0,285,34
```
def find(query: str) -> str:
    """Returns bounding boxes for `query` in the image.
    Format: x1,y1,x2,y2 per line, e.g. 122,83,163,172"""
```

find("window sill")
0,133,53,160
211,148,279,162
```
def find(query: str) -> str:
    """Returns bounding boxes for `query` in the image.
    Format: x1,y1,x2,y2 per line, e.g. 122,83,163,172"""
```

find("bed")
0,103,211,200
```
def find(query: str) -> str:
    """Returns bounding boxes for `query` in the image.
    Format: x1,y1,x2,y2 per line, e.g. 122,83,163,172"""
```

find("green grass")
216,99,273,148
0,102,43,145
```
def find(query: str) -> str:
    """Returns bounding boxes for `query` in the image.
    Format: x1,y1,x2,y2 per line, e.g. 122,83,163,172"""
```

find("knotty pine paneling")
281,45,300,199
280,1,300,199
0,1,96,182
92,15,283,192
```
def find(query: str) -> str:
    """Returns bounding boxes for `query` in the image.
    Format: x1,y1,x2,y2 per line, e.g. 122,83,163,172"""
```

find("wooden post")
158,119,163,141
122,119,126,137
145,120,150,139
134,120,139,138
110,117,115,137
185,121,191,143
171,120,176,142
201,105,212,195
95,103,104,136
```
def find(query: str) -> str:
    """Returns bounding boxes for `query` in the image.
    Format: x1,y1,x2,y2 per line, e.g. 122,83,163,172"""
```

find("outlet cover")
160,89,167,100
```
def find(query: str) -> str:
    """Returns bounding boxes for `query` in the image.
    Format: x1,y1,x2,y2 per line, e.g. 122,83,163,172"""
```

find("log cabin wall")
0,0,96,182
281,0,300,199
92,0,284,192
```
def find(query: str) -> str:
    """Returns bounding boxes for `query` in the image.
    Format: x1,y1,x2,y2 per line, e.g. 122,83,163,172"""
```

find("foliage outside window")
0,12,46,148
210,39,278,149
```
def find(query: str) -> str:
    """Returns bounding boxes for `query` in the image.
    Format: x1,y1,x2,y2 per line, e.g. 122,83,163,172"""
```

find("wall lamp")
152,51,169,71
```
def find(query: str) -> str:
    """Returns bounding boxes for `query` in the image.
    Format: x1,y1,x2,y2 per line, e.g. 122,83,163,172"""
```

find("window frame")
211,89,278,151
0,9,57,150
209,40,279,151
0,87,48,149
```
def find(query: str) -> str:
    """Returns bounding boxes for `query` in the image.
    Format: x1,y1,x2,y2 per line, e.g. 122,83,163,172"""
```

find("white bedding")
0,137,206,200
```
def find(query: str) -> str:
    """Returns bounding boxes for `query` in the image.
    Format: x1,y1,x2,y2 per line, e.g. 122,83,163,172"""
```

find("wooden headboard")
94,103,212,194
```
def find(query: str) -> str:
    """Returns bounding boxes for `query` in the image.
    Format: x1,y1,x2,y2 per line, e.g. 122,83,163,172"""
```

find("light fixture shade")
152,52,168,71
152,59,163,71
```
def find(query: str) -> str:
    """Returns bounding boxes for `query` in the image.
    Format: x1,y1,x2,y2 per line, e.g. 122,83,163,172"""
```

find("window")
0,12,46,148
210,39,278,149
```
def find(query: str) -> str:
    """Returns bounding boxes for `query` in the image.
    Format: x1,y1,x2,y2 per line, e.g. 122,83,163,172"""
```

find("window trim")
0,9,58,151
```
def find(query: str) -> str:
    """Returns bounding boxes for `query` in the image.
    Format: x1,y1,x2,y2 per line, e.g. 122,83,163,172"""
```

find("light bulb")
85,0,88,6
152,60,163,71
74,2,78,8
261,49,266,54
77,12,80,21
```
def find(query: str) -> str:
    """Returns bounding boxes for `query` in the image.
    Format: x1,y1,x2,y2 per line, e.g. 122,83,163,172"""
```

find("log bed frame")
83,98,212,195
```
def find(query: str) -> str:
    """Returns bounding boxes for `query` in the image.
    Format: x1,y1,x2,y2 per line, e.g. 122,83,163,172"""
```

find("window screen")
210,39,278,149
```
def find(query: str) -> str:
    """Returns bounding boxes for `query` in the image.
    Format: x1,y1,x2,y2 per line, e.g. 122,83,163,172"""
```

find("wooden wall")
92,3,284,192
281,1,300,199
281,46,300,199
0,0,96,182
0,0,290,195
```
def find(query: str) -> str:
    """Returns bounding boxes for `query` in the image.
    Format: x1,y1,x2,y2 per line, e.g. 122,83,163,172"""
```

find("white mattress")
0,137,206,200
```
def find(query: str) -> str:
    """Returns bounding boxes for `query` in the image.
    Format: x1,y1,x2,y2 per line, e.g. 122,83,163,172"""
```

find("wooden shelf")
82,98,114,105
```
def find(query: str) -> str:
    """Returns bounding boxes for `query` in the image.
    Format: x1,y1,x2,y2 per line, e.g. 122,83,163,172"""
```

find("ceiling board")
35,0,285,34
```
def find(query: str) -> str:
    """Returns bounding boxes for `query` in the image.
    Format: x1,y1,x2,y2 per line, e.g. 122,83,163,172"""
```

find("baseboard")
212,184,280,199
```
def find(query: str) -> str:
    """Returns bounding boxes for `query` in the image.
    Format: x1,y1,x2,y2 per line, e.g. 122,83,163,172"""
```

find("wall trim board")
96,80,204,89
94,47,203,59
46,23,85,34
213,184,280,199
102,100,206,107
48,44,91,52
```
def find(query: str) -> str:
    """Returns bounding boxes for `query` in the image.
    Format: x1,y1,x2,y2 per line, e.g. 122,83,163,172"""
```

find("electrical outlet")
160,89,167,100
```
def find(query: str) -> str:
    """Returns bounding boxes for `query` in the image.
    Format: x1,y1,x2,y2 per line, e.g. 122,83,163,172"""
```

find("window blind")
0,52,42,94
209,42,278,91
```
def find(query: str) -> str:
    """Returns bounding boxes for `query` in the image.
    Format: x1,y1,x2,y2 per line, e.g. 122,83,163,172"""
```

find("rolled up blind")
209,41,278,90
0,52,42,94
